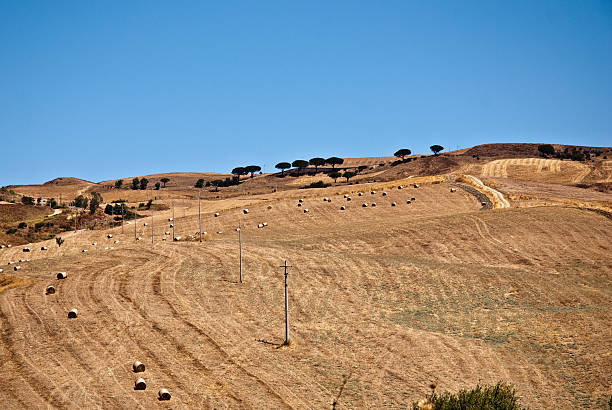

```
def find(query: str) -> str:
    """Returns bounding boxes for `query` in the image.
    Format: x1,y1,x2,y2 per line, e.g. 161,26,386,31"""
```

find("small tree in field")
326,157,344,169
155,182,160,190
329,171,341,183
195,178,205,188
275,162,291,176
132,178,140,190
343,171,356,182
21,196,35,205
139,178,149,190
245,165,261,178
394,148,411,160
56,237,64,247
89,192,103,214
232,167,246,178
430,145,444,155
309,157,326,173
114,179,123,189
292,160,309,175
538,144,555,156
160,177,170,188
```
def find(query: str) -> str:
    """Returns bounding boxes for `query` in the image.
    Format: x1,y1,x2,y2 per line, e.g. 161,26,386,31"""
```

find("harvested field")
0,177,610,409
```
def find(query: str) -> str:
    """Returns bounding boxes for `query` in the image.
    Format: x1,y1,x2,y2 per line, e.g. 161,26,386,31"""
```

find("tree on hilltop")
275,162,291,176
329,171,341,183
326,157,344,169
114,179,123,189
244,165,261,178
139,178,149,190
160,177,170,188
430,145,444,156
195,178,205,188
132,177,140,190
343,171,356,182
538,144,555,156
394,148,411,160
292,160,309,176
309,157,326,173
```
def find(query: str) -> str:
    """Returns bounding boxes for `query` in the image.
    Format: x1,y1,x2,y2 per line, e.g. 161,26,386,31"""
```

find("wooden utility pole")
279,260,292,345
238,223,243,283
198,192,202,242
172,200,175,239
134,205,137,240
151,208,154,244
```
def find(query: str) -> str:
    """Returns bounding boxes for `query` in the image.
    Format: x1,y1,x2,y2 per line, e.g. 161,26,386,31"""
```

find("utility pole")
151,208,154,244
198,192,202,242
134,206,137,240
172,200,175,239
279,260,292,345
238,223,243,283
121,204,124,233
111,206,113,230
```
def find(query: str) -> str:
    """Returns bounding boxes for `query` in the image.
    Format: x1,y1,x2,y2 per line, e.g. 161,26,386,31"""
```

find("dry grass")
0,275,34,294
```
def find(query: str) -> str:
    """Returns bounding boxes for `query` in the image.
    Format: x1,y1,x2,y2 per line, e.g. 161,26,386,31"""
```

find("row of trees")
231,166,262,178
115,177,170,190
393,145,444,161
275,157,345,176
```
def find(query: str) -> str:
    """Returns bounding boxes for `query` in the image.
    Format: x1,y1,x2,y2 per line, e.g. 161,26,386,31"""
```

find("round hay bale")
323,197,328,202
407,200,411,204
133,361,145,373
143,223,148,226
81,249,87,253
107,234,113,239
13,266,21,271
258,223,263,228
235,227,241,232
46,285,55,295
57,272,67,279
303,209,309,213
217,231,223,235
169,224,174,228
297,203,302,207
344,194,349,198
358,192,363,196
398,185,403,190
164,231,170,235
298,199,304,203
158,389,171,401
243,209,249,214
173,236,182,241
7,244,11,248
340,206,346,210
382,192,387,196
411,197,416,201
214,212,220,217
136,237,142,241
362,203,368,207
450,188,456,192
346,197,351,201
372,202,377,207
134,378,146,390
263,222,268,226
414,184,419,188
481,201,487,206
371,191,376,195
68,309,78,319
0,245,4,249
0,268,3,273
391,202,397,206
23,248,30,252
114,240,119,244
168,218,173,222
91,242,97,246
8,261,15,265
41,246,48,251
19,259,26,263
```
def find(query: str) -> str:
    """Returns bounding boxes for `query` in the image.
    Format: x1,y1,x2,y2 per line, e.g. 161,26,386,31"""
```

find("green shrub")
18,222,27,229
300,181,331,189
412,382,523,410
6,228,17,234
21,196,35,205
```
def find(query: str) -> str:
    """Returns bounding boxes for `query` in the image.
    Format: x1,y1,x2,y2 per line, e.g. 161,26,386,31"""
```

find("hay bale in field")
114,240,119,244
263,222,268,227
19,259,26,263
267,205,272,210
23,248,30,252
258,223,263,228
133,361,145,373
371,191,377,195
136,237,142,241
243,209,249,214
107,234,113,239
303,209,309,213
411,197,416,201
398,185,403,189
0,268,3,273
297,203,302,207
235,227,241,232
392,202,397,206
214,212,220,217
323,197,328,202
158,389,171,401
298,199,304,203
358,192,363,196
407,200,411,204
217,231,223,235
372,202,377,207
168,218,173,222
169,224,174,228
344,194,349,198
46,285,55,295
382,192,387,196
0,245,4,249
82,249,87,253
173,236,182,241
481,201,487,206
68,309,78,318
143,223,148,226
13,266,21,271
414,184,419,188
104,247,109,250
164,231,170,235
362,203,368,207
8,261,15,265
450,188,456,192
57,272,67,279
7,244,11,248
41,246,48,251
134,378,146,390
91,242,97,246
340,206,346,210
346,197,351,201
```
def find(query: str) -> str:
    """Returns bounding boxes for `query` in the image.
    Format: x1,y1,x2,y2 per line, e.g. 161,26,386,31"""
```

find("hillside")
0,142,611,407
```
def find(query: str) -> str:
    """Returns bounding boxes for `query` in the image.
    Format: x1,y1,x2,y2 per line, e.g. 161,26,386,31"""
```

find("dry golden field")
1,148,612,408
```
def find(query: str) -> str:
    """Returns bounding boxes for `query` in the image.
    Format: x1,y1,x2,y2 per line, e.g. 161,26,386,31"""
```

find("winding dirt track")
1,183,611,408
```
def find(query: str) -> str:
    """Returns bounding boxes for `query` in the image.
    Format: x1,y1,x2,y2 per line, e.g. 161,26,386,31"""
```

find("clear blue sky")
1,1,611,186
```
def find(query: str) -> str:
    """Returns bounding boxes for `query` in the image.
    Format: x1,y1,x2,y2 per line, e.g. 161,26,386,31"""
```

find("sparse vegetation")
300,181,331,189
275,162,291,176
160,177,170,187
155,181,161,190
326,156,344,168
309,157,326,173
21,196,35,205
292,160,309,175
55,236,64,247
430,145,444,155
411,382,523,410
329,171,341,182
538,144,555,156
245,165,262,178
132,177,140,190
139,178,149,190
114,179,123,189
343,171,356,182
195,178,205,188
394,148,411,160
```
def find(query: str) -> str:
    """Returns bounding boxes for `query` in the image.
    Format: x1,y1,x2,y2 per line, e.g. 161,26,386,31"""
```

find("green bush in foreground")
412,382,524,410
